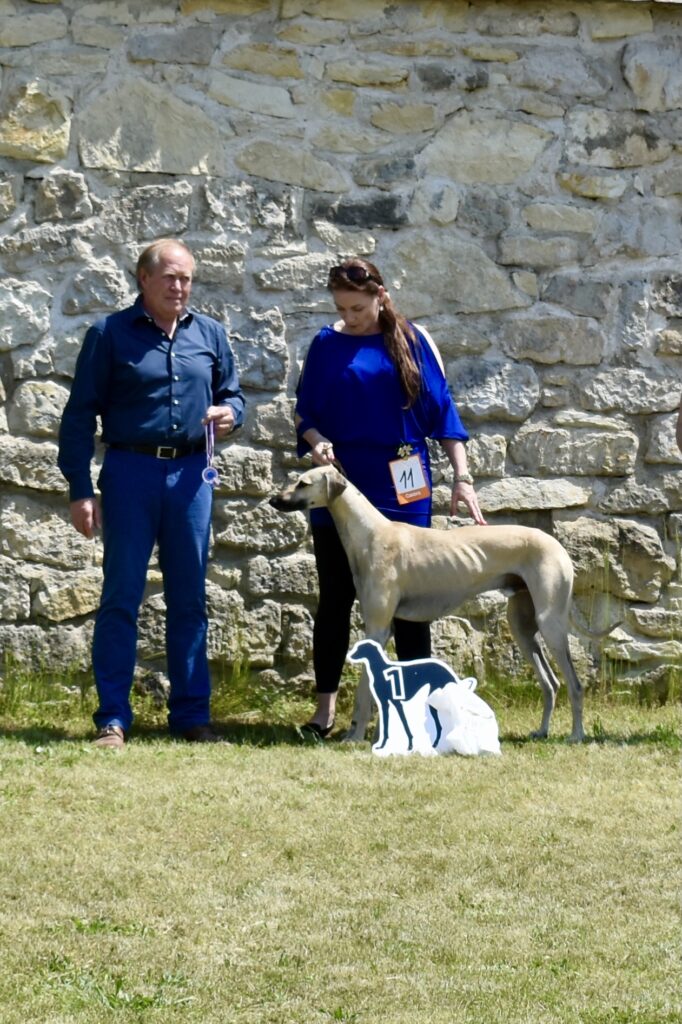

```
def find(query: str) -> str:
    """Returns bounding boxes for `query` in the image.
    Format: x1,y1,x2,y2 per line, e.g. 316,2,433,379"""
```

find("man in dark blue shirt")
58,238,245,748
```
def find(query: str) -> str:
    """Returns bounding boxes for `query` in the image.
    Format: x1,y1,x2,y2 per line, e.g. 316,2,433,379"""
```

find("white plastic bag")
428,680,501,757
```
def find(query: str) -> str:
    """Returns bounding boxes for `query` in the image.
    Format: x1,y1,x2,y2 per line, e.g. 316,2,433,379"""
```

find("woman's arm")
440,438,487,525
294,413,337,466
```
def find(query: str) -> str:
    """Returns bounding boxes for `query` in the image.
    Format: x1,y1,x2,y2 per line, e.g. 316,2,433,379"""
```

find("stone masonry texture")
0,0,681,699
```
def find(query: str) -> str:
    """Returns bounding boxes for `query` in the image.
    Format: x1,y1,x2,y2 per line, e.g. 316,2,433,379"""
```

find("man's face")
139,245,193,324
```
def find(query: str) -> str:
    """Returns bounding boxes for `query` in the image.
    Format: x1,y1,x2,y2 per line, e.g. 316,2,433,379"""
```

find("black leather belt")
108,441,206,459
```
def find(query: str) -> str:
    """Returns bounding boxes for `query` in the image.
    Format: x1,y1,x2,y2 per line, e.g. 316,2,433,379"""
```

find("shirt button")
173,375,180,381
173,399,179,405
172,424,178,431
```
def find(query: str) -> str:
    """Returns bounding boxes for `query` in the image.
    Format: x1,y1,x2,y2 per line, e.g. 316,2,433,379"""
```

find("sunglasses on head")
328,265,381,286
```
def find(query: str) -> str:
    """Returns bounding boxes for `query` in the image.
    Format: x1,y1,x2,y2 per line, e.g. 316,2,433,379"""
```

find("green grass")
0,672,679,1023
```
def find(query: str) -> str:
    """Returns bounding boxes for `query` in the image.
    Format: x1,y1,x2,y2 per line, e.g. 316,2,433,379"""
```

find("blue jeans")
92,448,213,734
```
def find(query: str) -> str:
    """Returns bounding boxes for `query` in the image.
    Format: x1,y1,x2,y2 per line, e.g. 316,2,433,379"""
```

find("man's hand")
204,405,235,440
70,498,101,539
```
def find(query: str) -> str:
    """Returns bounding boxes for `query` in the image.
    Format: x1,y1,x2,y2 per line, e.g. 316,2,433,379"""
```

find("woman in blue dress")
295,258,486,737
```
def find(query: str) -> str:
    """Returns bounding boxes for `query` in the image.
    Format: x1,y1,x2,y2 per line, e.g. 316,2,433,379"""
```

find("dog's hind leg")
507,590,561,739
536,614,585,743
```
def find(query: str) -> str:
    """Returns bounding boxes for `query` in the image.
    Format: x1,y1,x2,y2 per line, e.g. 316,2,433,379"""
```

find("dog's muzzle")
269,494,300,512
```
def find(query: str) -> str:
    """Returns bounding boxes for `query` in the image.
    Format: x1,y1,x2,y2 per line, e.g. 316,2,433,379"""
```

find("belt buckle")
155,446,176,459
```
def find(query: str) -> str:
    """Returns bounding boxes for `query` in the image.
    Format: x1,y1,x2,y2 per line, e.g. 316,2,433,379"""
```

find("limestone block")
403,0,468,31
127,25,216,64
245,395,296,451
584,2,653,40
0,177,17,221
554,516,672,602
370,102,438,134
596,202,682,260
541,275,610,318
557,170,627,200
352,154,416,191
622,41,682,113
359,37,457,58
206,561,241,591
53,332,84,380
566,109,672,168
0,435,66,493
246,553,318,597
499,315,605,365
209,589,281,668
465,433,507,478
313,220,376,256
209,71,295,119
180,0,270,12
10,340,55,380
325,60,409,88
599,479,669,516
78,80,229,175
391,232,530,316
0,556,31,621
603,631,682,664
311,124,386,154
0,11,67,46
230,312,289,392
7,381,69,439
473,5,578,36
523,203,598,234
477,478,589,513
581,369,680,414
223,43,304,79
32,568,103,622
214,500,308,553
0,624,92,674
415,62,488,92
1,47,108,75
657,324,682,356
320,90,355,116
236,140,348,192
279,605,314,665
651,275,682,318
628,606,682,639
499,235,580,268
255,252,331,291
282,0,390,21
420,111,551,184
448,356,539,423
62,260,133,316
463,46,519,63
0,278,50,352
34,171,92,223
510,48,612,99
0,496,100,570
645,413,682,465
70,2,132,24
654,166,682,198
71,19,125,48
456,188,513,237
101,181,193,242
0,80,71,163
409,182,460,227
509,423,638,477
0,223,84,274
213,445,273,498
278,22,346,44
192,243,246,289
307,191,409,229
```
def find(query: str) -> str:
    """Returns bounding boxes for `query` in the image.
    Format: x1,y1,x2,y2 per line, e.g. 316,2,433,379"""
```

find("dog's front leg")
343,622,392,743
343,665,375,742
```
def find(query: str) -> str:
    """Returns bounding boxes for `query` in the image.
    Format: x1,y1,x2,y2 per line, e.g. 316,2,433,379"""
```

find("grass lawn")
0,676,679,1024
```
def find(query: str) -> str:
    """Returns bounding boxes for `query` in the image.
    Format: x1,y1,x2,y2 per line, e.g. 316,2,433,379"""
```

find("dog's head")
269,465,348,513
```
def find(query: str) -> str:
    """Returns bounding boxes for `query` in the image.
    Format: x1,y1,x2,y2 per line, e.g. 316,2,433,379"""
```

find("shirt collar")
131,294,194,328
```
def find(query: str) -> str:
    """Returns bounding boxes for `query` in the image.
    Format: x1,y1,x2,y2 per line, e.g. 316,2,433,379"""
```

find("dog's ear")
324,468,347,503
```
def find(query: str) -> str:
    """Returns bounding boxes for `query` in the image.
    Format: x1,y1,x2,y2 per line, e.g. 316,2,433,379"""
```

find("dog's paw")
341,721,367,743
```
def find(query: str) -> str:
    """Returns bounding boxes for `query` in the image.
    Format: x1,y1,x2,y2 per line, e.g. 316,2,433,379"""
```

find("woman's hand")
311,438,336,466
451,482,487,525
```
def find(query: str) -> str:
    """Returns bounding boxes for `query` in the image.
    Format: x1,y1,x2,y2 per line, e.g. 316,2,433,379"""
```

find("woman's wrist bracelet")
453,472,474,485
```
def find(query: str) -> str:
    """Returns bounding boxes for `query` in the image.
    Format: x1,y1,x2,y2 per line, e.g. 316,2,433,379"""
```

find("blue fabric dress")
295,323,468,527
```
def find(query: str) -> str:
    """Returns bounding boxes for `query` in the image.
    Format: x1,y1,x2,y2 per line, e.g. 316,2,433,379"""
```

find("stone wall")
1,0,681,697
